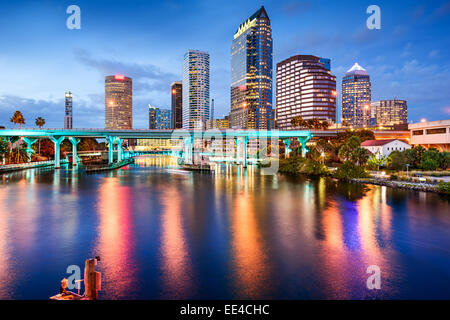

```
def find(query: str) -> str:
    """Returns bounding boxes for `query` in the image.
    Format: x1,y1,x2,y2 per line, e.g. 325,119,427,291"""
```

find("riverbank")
279,157,450,195
0,159,69,174
349,177,446,194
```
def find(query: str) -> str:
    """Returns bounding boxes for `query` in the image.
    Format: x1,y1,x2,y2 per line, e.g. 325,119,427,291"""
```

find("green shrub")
437,182,450,194
279,156,306,175
420,158,439,171
333,161,370,180
302,160,330,176
389,174,398,181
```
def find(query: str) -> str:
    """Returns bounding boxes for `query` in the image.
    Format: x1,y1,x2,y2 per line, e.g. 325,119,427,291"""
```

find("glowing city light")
114,75,125,80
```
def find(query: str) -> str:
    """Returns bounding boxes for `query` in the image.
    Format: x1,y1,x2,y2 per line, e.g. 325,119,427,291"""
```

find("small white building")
361,139,411,158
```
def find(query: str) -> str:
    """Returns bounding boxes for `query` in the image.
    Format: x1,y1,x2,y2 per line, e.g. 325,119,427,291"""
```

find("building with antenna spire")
64,92,73,129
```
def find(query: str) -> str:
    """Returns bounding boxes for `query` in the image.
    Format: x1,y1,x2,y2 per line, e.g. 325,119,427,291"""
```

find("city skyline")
0,0,449,129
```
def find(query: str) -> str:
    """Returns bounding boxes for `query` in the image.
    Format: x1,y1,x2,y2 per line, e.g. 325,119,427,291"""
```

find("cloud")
74,49,177,93
0,94,104,129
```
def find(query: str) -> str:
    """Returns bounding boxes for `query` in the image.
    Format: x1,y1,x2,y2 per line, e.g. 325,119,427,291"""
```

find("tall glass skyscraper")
341,63,371,128
149,105,172,129
171,81,182,129
105,75,133,129
182,50,210,129
229,6,274,129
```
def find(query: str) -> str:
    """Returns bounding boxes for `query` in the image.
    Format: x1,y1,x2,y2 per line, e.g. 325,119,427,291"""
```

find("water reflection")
231,191,271,299
0,156,449,299
96,177,137,299
160,185,194,298
0,187,14,299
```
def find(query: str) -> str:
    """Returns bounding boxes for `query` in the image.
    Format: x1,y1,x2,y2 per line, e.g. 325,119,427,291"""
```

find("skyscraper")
341,63,371,128
105,75,132,129
182,50,210,129
64,91,73,129
149,105,172,129
276,55,337,130
229,6,274,129
370,99,408,127
171,81,182,129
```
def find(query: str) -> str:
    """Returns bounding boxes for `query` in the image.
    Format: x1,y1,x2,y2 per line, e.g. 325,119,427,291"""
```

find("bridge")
0,128,313,168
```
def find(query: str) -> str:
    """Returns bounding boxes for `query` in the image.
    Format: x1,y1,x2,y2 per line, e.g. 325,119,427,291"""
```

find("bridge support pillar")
23,137,38,162
298,137,309,157
283,139,292,159
183,136,194,164
116,137,124,162
68,137,80,166
49,136,65,168
106,136,116,164
236,137,249,167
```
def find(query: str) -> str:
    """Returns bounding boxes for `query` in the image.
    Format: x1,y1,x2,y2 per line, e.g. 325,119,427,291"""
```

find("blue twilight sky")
0,0,449,128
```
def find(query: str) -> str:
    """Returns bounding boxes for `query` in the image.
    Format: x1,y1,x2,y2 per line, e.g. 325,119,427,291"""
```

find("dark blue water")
0,155,449,299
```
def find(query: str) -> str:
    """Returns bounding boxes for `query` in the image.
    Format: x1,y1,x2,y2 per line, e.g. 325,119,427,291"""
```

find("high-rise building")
171,81,182,129
341,63,371,128
276,55,337,130
229,6,274,129
182,50,210,129
64,91,73,129
206,116,230,130
149,105,172,129
105,75,132,129
370,99,408,127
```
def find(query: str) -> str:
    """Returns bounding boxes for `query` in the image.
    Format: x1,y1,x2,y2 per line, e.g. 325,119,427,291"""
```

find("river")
0,155,449,299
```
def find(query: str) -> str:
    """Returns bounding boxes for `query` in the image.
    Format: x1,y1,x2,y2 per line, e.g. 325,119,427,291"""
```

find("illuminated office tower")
341,63,371,128
206,116,230,130
64,91,73,129
171,81,182,129
276,55,337,130
149,105,172,129
105,75,132,129
182,50,210,129
229,6,274,129
370,99,408,127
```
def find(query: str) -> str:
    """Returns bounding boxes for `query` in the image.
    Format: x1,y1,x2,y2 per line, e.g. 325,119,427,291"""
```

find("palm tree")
291,116,307,128
10,111,25,129
311,118,322,129
35,117,45,128
35,117,45,156
9,111,25,163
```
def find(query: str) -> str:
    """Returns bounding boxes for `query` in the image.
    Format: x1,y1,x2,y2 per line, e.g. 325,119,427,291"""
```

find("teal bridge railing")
0,128,313,168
